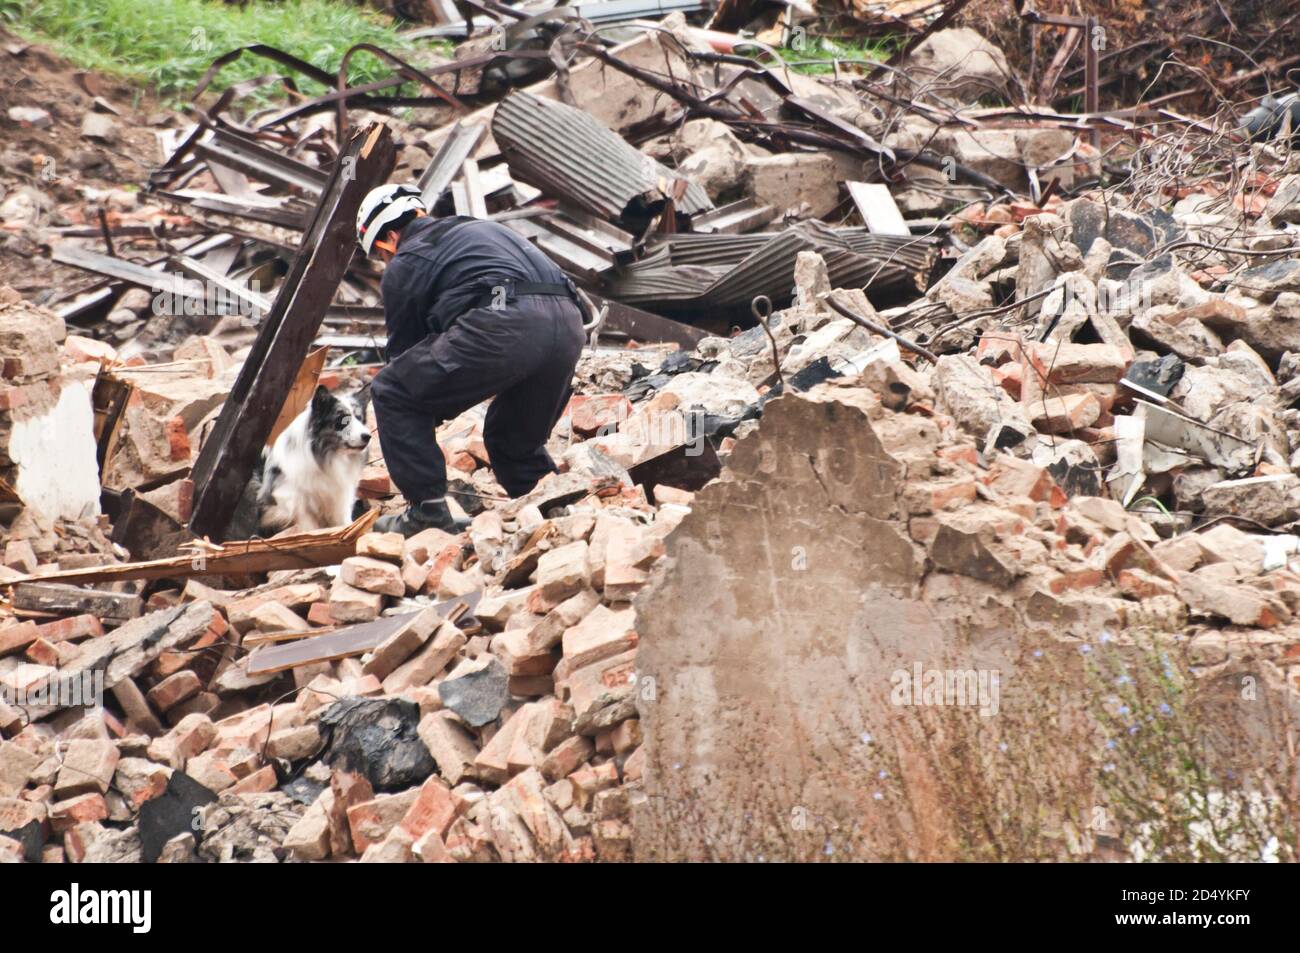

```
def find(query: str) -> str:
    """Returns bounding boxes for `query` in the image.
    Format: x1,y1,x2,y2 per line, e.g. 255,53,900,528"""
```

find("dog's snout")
360,431,373,445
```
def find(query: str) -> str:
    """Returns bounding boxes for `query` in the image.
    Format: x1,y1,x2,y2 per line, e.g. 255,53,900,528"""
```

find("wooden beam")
2,512,378,587
188,123,397,540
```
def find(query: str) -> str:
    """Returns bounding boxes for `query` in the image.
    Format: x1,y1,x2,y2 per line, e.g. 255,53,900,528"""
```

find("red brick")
568,394,632,437
153,623,222,679
340,556,404,597
24,638,70,667
622,745,645,782
329,771,374,857
164,415,191,461
114,760,170,807
49,793,108,832
568,762,619,810
1024,342,1129,385
1117,568,1177,600
902,478,978,514
540,735,594,782
307,602,335,627
976,332,1023,366
651,484,694,506
611,718,641,754
1030,392,1101,433
559,605,637,674
147,713,215,769
984,455,1066,507
0,621,41,657
447,450,477,473
992,362,1022,400
146,671,202,712
398,775,457,841
1048,568,1106,594
348,790,420,854
229,764,277,795
357,466,392,498
3,540,37,573
938,445,980,468
36,614,105,643
0,384,29,412
424,543,462,594
1100,533,1152,577
145,591,181,612
413,829,453,862
227,584,324,632
53,740,119,798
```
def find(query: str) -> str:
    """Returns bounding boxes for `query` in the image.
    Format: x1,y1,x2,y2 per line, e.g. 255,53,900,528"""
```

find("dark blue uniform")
370,215,586,501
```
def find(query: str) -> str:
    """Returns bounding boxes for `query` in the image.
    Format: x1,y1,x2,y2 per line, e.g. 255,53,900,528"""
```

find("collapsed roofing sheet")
605,222,937,309
492,89,713,223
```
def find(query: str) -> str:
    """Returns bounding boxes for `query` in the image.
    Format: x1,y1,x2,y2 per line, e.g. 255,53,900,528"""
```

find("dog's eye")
336,416,351,430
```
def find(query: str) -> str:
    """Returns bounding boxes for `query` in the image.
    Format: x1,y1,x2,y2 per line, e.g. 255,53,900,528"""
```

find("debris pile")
3,0,1300,862
0,476,678,863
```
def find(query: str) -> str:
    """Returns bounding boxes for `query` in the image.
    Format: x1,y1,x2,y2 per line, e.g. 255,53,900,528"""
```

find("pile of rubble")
3,0,1300,862
0,465,674,862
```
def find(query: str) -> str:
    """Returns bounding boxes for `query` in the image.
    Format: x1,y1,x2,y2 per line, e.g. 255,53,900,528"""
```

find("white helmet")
356,183,426,256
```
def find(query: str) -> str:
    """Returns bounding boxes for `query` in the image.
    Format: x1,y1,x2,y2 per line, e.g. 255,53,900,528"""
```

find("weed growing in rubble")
885,630,1298,862
638,621,1298,862
737,34,897,77
1081,632,1296,862
872,643,1095,862
13,0,449,102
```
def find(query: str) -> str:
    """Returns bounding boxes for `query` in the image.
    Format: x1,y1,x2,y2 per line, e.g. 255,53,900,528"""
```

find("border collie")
253,386,372,534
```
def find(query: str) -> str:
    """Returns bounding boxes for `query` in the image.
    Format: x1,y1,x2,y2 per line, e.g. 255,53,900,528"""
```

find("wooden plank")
460,158,488,219
188,123,396,540
91,370,133,479
206,160,256,198
245,592,479,675
845,181,911,237
175,254,274,320
196,127,330,196
267,346,330,447
10,583,143,622
1,512,377,587
418,120,488,206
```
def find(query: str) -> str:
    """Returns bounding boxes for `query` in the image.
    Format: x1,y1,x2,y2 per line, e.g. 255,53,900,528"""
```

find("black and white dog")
243,386,372,534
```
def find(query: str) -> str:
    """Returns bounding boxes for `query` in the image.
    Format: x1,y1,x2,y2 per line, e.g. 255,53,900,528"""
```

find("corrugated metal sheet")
492,90,712,223
605,246,726,301
605,222,937,309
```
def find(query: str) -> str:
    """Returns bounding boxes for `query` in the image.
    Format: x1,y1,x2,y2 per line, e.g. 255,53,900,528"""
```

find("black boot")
375,498,469,537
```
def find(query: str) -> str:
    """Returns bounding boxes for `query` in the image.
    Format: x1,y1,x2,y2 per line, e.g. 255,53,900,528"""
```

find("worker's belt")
472,280,576,310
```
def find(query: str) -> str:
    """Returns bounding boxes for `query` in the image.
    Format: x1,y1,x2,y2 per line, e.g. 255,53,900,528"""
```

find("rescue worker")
358,183,587,537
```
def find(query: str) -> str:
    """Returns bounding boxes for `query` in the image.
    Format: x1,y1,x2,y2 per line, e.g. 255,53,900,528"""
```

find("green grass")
2,0,445,105
736,34,898,77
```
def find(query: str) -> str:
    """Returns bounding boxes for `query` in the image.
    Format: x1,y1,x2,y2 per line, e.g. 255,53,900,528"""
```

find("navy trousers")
371,295,586,501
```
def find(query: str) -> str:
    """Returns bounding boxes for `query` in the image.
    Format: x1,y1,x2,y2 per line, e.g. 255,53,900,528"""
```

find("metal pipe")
825,293,939,363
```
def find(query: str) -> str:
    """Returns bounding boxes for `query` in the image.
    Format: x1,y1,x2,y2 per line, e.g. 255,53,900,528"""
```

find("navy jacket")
379,215,570,359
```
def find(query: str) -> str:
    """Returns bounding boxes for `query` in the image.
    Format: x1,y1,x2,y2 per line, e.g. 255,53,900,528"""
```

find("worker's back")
380,215,567,356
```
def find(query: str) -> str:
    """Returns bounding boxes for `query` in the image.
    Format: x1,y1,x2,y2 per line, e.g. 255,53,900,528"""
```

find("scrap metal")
492,90,713,225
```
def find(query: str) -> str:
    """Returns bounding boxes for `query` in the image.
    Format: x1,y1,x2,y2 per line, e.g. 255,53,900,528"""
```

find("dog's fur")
254,386,372,533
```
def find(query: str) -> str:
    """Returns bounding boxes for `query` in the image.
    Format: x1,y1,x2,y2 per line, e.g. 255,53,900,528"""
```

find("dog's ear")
351,381,373,415
310,385,332,416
